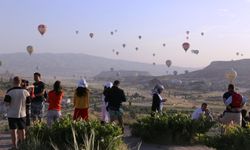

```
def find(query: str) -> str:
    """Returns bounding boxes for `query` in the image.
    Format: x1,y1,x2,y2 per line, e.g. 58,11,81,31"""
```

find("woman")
47,81,64,127
73,79,90,121
101,82,113,124
151,84,167,116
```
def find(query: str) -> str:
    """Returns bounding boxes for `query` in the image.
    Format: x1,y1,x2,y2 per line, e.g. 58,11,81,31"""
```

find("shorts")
8,117,26,130
109,108,123,121
31,102,44,119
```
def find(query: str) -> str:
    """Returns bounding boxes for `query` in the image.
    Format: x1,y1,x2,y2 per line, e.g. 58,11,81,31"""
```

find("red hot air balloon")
89,33,94,38
182,42,190,52
38,24,46,35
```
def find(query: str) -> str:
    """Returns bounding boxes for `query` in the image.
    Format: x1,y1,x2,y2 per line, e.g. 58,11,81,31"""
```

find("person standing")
73,79,90,121
106,80,126,131
101,82,113,124
31,72,46,122
220,84,247,125
151,84,167,116
4,76,30,149
47,81,64,127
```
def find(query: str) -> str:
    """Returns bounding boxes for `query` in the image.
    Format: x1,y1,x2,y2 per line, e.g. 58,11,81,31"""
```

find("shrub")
131,113,215,145
202,124,250,150
20,115,123,150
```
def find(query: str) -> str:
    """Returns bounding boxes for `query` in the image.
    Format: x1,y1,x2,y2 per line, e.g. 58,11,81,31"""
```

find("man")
192,103,211,120
31,72,46,122
105,80,126,132
151,84,167,116
220,84,247,125
4,76,30,149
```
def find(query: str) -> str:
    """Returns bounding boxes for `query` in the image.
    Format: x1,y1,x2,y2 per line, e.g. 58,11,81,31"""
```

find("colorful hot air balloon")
89,33,94,38
122,44,126,48
163,43,166,47
138,35,142,39
225,68,237,83
26,45,34,55
135,47,139,51
182,42,190,52
165,60,172,67
38,24,46,35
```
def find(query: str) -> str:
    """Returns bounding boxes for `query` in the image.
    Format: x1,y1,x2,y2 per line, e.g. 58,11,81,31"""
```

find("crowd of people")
3,72,127,149
3,72,249,149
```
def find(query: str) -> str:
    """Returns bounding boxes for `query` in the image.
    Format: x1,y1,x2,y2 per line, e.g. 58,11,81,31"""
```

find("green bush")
202,125,250,150
20,115,123,150
131,113,215,145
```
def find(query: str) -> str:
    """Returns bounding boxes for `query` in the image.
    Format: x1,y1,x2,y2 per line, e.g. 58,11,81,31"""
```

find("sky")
0,0,250,68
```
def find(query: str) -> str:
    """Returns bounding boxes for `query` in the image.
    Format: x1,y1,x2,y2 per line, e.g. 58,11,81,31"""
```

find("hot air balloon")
110,31,114,35
122,44,126,48
89,33,94,38
186,31,190,35
201,32,204,36
165,60,172,67
153,62,156,66
26,45,34,55
173,70,178,76
116,51,119,55
135,47,139,51
38,24,46,35
75,30,79,34
182,42,190,52
191,50,199,55
114,29,118,33
138,35,142,39
116,72,120,77
241,54,244,56
112,49,115,53
153,53,156,57
163,43,166,47
225,68,237,83
186,36,189,40
236,52,239,56
185,70,189,74
110,67,114,71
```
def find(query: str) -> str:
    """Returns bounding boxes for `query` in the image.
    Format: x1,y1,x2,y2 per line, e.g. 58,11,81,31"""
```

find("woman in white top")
101,82,113,123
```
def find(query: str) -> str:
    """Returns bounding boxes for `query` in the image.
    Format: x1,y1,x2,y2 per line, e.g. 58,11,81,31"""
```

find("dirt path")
0,132,12,150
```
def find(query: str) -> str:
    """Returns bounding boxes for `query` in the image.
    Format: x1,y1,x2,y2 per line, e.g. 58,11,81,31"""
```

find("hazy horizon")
1,0,250,68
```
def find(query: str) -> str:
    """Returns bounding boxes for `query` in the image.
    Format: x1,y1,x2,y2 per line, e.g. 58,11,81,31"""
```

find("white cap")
77,79,88,88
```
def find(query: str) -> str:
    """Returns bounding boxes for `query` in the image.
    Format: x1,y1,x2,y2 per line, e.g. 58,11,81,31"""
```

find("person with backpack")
220,84,247,125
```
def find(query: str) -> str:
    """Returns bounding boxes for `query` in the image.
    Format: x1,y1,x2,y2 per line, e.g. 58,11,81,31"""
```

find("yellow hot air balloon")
38,24,46,35
225,68,237,83
26,45,34,55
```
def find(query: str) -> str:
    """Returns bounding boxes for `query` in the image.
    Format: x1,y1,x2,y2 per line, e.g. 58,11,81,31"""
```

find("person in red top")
46,81,64,127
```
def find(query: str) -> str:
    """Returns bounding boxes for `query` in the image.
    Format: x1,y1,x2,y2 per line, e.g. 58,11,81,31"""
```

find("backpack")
231,92,243,108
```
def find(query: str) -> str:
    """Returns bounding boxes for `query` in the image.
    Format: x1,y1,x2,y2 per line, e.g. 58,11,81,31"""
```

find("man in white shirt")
192,103,208,120
4,76,30,149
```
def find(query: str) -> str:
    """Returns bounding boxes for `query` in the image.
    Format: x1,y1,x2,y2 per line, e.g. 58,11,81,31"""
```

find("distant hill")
0,53,195,78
